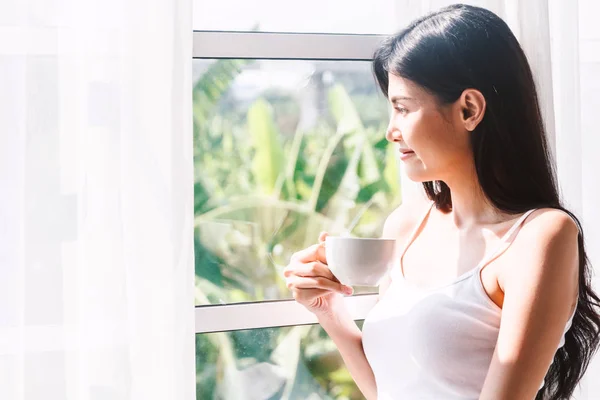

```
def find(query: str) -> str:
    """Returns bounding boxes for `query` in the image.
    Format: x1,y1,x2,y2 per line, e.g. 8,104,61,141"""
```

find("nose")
386,119,402,143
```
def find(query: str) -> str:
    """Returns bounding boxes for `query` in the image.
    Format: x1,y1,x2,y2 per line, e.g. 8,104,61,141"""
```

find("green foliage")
248,99,285,195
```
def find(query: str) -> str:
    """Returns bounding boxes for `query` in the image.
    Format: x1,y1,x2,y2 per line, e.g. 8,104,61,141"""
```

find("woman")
283,4,600,400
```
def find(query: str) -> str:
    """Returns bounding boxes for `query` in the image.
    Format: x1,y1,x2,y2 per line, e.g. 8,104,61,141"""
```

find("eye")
395,106,409,115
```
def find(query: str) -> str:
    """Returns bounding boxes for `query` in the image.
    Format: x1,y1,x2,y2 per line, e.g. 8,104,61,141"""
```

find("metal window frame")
194,30,386,334
196,295,379,334
193,31,385,60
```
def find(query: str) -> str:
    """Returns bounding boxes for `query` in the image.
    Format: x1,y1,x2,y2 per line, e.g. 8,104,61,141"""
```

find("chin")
404,168,433,183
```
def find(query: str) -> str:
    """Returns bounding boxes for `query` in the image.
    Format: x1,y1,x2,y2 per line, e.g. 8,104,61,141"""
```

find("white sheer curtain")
553,1,600,398
0,0,195,399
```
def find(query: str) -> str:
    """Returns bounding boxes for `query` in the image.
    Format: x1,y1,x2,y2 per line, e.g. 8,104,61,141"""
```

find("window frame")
193,30,388,335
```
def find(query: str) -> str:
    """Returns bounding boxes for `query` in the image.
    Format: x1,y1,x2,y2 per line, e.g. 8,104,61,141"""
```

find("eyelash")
395,106,408,115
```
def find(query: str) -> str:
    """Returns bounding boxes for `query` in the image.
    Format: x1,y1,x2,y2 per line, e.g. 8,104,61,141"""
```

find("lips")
398,148,415,160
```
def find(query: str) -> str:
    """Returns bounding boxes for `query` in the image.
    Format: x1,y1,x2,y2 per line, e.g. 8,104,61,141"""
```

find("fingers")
291,288,330,303
318,231,329,244
284,233,356,304
283,260,336,280
291,242,327,265
286,275,353,295
290,231,330,264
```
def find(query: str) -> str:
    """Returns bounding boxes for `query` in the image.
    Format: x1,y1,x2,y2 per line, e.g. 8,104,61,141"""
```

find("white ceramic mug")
325,236,397,286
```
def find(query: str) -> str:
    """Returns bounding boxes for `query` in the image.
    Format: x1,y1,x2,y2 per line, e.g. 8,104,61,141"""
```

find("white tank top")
362,203,575,399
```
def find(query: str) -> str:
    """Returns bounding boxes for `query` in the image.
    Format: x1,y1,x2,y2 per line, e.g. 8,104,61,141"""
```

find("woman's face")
385,73,472,183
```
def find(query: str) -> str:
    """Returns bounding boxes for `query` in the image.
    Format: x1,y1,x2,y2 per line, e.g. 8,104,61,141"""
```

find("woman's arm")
317,305,378,400
479,209,580,400
285,241,379,399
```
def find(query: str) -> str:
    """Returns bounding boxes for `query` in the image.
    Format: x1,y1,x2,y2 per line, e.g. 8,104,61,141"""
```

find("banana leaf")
328,84,380,187
248,99,285,195
195,179,212,214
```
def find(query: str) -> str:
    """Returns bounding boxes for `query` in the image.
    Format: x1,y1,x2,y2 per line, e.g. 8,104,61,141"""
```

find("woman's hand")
284,232,354,316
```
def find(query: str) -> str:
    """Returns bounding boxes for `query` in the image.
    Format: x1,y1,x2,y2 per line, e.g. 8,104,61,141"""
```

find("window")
195,299,376,399
196,321,369,399
193,28,399,398
195,58,396,305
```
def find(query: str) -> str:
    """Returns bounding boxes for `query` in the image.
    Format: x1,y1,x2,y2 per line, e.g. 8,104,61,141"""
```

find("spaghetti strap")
390,202,435,281
475,208,538,270
400,202,436,257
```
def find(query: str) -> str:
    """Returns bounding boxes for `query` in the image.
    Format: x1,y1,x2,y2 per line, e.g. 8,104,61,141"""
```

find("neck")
441,166,506,229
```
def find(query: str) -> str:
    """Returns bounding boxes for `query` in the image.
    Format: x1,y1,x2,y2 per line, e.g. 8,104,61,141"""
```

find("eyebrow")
389,96,416,103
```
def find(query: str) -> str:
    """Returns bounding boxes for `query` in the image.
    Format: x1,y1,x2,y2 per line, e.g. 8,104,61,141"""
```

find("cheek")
410,113,459,163
402,113,439,152
396,114,420,144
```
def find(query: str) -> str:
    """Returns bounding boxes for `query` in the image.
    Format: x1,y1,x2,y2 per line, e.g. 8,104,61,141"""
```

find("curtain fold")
0,0,195,399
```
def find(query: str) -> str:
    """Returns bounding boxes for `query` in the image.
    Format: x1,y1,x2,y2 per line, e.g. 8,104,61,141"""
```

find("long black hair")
373,4,600,399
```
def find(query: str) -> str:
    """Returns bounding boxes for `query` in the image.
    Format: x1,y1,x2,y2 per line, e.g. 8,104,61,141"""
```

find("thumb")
318,231,329,244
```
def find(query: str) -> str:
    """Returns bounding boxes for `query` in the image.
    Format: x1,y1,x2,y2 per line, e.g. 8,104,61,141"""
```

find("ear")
459,89,486,131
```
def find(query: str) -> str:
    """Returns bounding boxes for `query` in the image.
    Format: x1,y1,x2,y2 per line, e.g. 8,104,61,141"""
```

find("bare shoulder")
503,207,580,303
518,207,580,247
381,197,432,239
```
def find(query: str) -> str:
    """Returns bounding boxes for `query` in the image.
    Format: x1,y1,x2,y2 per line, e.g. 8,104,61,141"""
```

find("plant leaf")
248,98,285,195
328,84,363,135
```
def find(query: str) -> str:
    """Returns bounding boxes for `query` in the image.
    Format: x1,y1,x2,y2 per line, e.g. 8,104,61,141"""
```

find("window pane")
193,0,414,34
196,323,364,399
194,59,400,305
